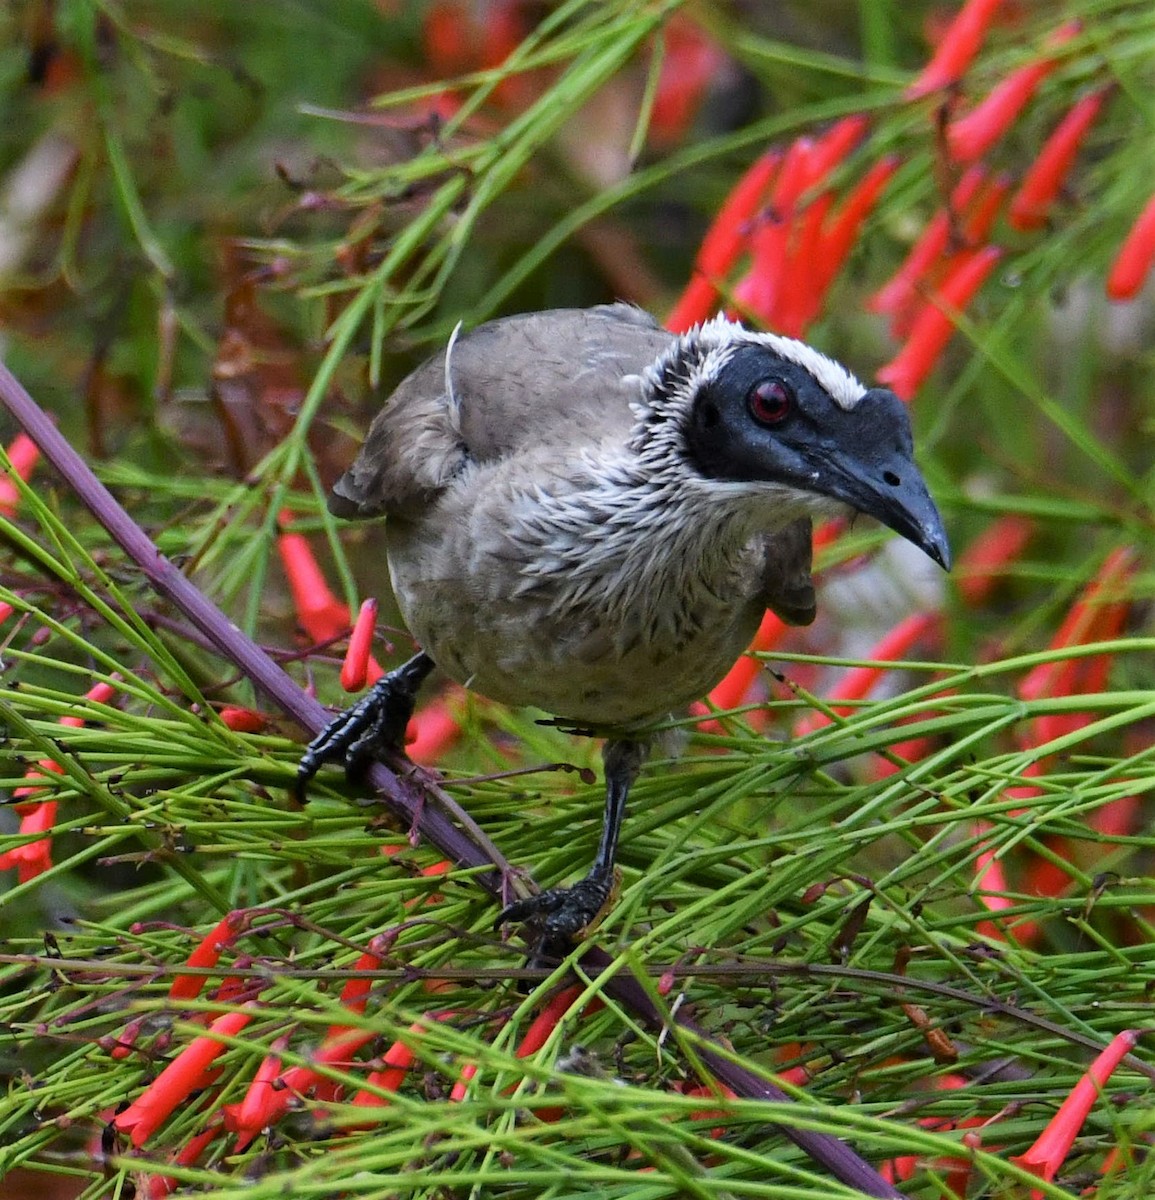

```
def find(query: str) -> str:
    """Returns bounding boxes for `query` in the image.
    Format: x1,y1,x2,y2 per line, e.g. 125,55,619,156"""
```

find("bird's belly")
387,526,762,729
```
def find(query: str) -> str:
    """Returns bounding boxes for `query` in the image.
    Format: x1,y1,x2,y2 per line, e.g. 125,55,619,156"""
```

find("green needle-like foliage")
0,2,1154,1198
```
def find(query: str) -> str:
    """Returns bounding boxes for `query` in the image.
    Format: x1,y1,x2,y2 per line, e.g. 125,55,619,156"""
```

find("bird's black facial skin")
686,345,952,569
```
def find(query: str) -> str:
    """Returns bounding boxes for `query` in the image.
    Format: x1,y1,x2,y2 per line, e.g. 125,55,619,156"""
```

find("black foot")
296,652,435,800
496,868,621,945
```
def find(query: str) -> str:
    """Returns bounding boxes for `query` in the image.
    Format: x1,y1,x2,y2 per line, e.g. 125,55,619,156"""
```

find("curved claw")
294,652,435,800
496,868,621,942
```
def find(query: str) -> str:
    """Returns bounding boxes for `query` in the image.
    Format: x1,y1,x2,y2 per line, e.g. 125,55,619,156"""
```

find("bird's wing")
757,517,817,627
329,304,674,520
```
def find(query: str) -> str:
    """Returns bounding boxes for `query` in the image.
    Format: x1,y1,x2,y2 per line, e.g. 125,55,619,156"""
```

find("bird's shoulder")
330,304,674,519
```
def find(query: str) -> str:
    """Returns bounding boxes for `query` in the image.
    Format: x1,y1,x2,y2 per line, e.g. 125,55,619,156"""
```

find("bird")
297,303,950,946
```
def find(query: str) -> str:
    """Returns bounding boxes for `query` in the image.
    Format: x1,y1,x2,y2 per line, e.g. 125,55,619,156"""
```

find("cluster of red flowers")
108,924,614,1194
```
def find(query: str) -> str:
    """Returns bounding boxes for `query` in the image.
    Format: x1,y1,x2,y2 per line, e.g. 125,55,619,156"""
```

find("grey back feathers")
328,304,864,522
329,305,672,520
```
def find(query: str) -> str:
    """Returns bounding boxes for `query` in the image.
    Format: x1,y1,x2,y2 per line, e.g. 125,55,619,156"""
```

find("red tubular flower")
665,275,723,336
516,984,587,1058
1106,189,1155,301
974,798,1043,946
449,1060,478,1102
732,220,790,328
218,706,269,733
405,689,464,764
422,3,473,76
169,912,252,1002
0,801,57,882
806,115,870,185
1018,547,1135,702
649,16,727,147
277,512,350,645
1011,1029,1140,1187
696,151,782,278
61,679,118,727
271,1027,377,1114
906,0,1006,99
795,611,941,736
1,678,120,880
341,597,379,692
229,1035,289,1134
868,166,987,330
335,948,385,1017
666,151,781,334
1009,89,1110,231
351,1014,454,1108
959,171,1010,243
954,514,1034,606
115,1008,254,1147
731,139,816,326
947,21,1080,163
0,431,40,516
812,155,900,295
876,245,1002,400
773,193,834,337
0,601,14,625
769,136,816,216
144,1122,225,1199
351,1037,416,1108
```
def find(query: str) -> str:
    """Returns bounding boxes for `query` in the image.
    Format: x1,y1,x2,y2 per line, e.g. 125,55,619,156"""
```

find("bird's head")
631,316,951,570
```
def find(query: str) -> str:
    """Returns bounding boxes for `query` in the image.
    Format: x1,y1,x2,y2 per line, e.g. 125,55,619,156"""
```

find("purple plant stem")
0,358,906,1198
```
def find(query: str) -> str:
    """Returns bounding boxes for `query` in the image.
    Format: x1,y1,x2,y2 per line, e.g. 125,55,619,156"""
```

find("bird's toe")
497,869,621,943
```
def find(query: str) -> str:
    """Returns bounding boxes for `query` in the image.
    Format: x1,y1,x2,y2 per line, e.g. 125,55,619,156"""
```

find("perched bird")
297,304,950,943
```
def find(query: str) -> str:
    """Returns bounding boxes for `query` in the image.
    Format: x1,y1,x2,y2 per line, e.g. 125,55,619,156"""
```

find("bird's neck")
517,458,806,643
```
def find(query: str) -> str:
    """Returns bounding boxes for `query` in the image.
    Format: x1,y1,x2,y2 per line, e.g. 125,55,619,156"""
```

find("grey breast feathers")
328,304,675,521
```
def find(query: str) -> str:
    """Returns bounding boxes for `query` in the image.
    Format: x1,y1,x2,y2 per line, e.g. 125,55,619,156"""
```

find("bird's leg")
296,651,436,799
497,737,649,945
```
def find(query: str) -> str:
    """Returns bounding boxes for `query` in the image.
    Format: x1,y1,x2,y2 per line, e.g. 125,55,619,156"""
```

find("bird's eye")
747,378,794,425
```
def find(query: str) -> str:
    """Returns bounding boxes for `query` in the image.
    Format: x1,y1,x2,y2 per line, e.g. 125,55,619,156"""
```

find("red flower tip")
955,514,1034,606
169,911,252,1002
449,1060,478,1103
947,19,1081,163
341,597,379,692
649,17,727,147
229,1035,290,1133
807,114,871,185
906,0,1006,99
277,514,350,644
1009,89,1110,231
665,275,722,335
516,985,589,1059
1010,1029,1140,1183
219,705,269,733
876,244,1002,400
114,1008,254,1147
0,432,41,517
694,150,781,279
1107,189,1155,301
813,155,900,294
868,166,988,330
771,136,816,215
404,690,464,764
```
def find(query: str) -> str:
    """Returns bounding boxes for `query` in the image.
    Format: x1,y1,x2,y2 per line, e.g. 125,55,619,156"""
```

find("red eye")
747,378,794,425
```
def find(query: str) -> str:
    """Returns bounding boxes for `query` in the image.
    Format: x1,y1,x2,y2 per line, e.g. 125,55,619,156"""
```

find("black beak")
819,390,952,570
